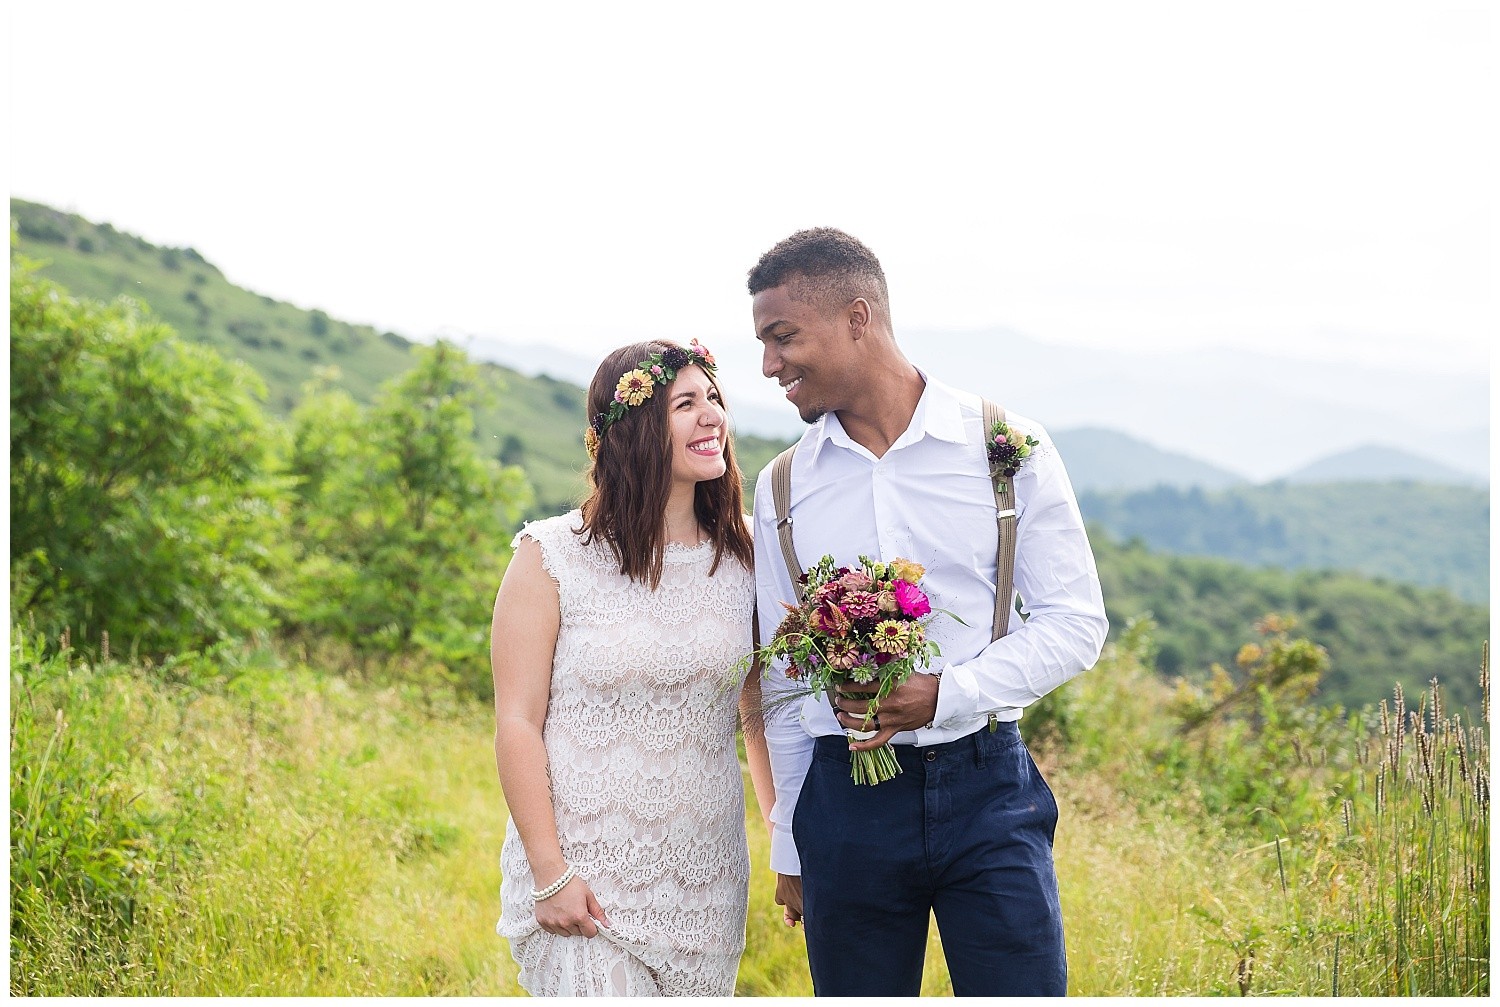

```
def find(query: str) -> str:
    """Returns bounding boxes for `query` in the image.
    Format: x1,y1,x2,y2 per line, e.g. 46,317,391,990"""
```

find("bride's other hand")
534,873,611,937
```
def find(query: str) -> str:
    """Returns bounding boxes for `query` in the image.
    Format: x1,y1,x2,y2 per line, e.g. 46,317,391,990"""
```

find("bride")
491,339,772,996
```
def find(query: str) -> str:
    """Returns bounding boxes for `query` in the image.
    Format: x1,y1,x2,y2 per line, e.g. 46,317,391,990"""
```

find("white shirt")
751,373,1108,876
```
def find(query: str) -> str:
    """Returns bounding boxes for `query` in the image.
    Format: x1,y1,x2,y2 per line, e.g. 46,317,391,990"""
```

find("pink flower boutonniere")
987,420,1039,489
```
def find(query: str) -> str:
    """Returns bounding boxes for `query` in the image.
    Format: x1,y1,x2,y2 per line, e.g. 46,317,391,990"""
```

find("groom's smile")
753,283,854,425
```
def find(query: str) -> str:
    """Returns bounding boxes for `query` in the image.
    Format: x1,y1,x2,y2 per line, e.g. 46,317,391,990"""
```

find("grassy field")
10,626,1488,996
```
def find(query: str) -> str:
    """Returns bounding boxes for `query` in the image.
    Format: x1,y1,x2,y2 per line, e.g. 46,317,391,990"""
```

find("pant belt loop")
974,725,987,769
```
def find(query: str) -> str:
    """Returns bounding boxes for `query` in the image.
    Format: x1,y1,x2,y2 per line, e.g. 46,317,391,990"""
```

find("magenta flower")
894,580,931,618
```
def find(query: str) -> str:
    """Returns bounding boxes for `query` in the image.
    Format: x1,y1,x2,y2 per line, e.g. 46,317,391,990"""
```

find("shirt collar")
807,368,968,465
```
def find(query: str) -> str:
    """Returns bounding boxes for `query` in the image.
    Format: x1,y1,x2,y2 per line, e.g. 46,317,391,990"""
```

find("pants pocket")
1022,743,1060,838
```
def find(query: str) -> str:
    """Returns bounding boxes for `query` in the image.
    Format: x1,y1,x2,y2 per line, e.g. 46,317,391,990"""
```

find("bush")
9,260,286,657
281,342,531,694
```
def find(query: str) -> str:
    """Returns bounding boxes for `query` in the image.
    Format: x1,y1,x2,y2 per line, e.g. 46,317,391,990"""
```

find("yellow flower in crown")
615,369,655,407
588,341,717,451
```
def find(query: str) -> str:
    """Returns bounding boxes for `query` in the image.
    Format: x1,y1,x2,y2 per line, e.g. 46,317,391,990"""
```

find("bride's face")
666,364,727,487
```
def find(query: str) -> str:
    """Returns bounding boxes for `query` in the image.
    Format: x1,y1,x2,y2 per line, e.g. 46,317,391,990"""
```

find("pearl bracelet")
529,865,576,902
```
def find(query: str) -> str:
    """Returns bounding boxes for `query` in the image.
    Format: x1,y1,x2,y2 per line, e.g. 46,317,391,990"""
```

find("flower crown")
584,339,718,459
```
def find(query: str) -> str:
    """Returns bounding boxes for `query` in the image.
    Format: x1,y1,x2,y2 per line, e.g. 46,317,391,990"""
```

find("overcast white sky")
8,1,1494,379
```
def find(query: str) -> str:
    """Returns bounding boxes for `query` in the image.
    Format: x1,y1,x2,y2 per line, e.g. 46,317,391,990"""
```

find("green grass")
10,623,1487,996
10,640,522,995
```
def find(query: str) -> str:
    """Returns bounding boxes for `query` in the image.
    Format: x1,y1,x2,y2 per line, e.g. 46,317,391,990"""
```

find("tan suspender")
769,444,804,604
768,398,1019,641
982,399,1019,641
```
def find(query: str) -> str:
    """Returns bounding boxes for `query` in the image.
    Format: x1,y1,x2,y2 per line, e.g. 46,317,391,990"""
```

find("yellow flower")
872,620,911,655
615,369,654,407
890,558,925,584
584,427,600,459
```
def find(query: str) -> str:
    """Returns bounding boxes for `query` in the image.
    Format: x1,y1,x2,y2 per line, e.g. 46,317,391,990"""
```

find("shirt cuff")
931,662,981,728
769,820,801,875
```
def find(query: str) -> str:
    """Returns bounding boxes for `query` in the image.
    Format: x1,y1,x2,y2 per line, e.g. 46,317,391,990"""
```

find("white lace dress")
496,511,754,997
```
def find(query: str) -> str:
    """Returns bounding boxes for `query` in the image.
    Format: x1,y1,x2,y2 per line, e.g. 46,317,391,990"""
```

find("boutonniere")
987,420,1039,489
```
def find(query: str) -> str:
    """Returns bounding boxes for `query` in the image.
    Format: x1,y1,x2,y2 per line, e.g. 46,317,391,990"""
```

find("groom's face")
753,282,856,425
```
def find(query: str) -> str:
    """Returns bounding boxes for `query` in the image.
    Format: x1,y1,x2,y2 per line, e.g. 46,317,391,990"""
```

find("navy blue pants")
791,722,1066,996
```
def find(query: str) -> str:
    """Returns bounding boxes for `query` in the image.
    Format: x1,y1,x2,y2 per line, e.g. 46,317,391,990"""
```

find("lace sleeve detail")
511,511,587,596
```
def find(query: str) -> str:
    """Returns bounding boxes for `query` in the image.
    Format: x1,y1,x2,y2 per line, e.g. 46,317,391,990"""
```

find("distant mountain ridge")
1051,427,1247,492
1079,482,1490,602
1283,445,1486,486
899,330,1488,483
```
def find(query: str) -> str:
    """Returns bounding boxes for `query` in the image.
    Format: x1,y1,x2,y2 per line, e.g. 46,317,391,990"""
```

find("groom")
747,228,1107,996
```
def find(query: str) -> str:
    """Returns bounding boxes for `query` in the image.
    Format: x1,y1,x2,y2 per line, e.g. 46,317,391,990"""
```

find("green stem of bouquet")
851,743,903,785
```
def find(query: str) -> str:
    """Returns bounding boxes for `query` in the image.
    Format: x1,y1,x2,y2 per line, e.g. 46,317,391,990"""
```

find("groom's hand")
834,673,940,752
775,873,803,927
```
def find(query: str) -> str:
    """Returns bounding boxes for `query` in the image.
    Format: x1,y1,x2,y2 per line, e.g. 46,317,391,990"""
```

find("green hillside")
1079,481,1490,603
1091,531,1488,714
10,198,786,517
11,199,413,411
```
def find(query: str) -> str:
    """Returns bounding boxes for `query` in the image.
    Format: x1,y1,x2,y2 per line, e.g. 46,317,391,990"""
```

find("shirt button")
924,750,938,763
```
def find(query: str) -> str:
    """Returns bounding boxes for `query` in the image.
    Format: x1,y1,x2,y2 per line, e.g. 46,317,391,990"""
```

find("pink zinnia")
840,591,880,620
894,580,931,618
825,639,860,670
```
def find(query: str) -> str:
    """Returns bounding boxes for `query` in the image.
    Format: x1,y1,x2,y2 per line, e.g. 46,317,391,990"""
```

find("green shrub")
9,260,286,657
281,342,530,695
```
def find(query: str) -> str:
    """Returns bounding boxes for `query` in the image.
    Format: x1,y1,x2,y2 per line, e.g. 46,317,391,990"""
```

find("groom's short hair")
747,227,890,325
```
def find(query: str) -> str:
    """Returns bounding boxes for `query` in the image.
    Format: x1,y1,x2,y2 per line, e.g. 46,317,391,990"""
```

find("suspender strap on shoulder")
982,398,1019,642
769,445,804,603
769,407,1017,639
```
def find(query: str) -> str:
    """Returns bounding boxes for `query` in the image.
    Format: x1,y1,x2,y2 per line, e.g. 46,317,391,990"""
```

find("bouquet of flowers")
755,554,954,785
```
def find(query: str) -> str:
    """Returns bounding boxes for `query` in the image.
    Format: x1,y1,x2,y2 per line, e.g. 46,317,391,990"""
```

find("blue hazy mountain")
1284,445,1488,486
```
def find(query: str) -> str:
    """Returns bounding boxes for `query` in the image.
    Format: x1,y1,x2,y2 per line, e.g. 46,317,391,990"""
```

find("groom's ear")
845,297,871,341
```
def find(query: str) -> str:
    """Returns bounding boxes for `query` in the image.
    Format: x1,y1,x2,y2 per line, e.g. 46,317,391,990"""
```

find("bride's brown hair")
578,340,754,589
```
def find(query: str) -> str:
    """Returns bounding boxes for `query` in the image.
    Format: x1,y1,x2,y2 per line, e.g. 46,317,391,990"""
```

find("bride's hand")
534,874,611,937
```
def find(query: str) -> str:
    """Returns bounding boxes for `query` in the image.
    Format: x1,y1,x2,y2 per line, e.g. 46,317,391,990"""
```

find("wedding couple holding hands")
491,228,1107,997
